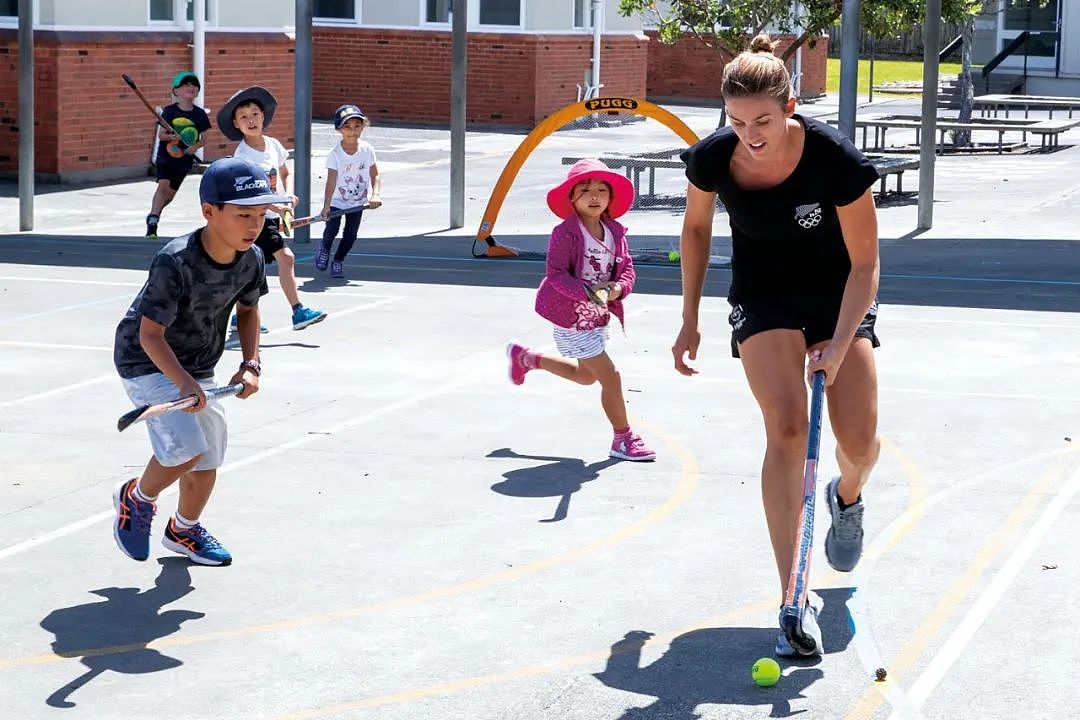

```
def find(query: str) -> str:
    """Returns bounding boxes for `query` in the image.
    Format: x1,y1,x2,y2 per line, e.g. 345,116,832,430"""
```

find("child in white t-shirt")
316,104,382,280
218,85,326,331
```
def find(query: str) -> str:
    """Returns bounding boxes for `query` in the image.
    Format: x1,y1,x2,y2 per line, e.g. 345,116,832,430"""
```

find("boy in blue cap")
316,103,381,279
145,71,212,239
113,156,287,566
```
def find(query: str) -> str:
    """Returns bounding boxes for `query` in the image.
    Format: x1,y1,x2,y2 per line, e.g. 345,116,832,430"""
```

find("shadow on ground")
488,448,621,522
2,233,1078,313
592,588,855,719
38,557,204,708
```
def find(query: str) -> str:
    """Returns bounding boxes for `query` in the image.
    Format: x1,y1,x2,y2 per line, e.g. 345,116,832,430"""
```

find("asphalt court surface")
1,99,1080,719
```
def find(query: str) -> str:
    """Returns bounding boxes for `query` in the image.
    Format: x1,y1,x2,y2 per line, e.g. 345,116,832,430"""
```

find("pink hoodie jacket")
535,214,637,330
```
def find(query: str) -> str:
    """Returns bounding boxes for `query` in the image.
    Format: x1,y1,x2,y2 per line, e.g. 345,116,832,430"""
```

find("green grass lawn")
824,58,964,96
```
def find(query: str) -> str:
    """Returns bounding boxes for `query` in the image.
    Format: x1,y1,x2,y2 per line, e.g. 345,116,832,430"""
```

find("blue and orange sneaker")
112,478,156,561
162,519,233,566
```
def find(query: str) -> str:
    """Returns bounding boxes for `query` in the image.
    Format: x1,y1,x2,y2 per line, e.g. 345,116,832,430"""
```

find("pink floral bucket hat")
546,158,635,220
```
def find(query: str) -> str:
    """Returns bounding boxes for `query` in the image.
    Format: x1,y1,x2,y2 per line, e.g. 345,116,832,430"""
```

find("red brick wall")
0,30,294,181
313,28,648,127
645,32,828,101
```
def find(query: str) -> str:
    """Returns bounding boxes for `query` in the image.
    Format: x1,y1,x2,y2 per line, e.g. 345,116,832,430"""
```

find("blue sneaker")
315,246,330,272
330,260,345,279
162,519,233,566
112,478,156,561
292,305,326,330
230,314,269,334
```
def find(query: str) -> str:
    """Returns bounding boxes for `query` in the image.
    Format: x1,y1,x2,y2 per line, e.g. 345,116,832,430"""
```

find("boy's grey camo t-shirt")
114,230,266,380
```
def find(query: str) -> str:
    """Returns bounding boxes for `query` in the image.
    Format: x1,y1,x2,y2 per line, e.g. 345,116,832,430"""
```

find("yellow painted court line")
0,414,701,672
272,435,926,719
845,448,1080,720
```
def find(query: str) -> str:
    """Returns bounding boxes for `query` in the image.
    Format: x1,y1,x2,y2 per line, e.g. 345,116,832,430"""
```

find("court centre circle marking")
269,433,925,719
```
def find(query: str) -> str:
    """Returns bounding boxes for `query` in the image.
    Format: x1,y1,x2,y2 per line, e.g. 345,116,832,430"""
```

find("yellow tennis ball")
752,657,781,687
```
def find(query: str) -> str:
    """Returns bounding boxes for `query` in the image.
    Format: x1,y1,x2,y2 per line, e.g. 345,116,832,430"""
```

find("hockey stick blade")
584,283,609,307
116,383,245,432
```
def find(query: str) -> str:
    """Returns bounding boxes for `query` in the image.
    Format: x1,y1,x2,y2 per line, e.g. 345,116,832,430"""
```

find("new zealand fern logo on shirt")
795,203,823,229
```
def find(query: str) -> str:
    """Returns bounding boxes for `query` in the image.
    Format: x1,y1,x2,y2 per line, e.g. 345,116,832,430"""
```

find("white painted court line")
0,374,116,411
0,343,502,563
847,447,1077,719
899,459,1080,714
0,275,144,287
0,293,134,326
224,295,402,349
0,340,112,352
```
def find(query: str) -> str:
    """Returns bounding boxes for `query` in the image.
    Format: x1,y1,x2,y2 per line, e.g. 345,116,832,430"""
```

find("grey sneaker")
825,476,864,572
775,603,822,657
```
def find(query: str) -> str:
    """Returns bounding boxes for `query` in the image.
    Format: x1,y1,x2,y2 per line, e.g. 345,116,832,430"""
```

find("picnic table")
828,114,1080,154
975,94,1080,120
562,151,919,202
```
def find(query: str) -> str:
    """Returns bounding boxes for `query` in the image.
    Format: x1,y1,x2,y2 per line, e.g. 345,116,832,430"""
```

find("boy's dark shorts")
155,158,195,191
254,218,285,264
728,295,880,358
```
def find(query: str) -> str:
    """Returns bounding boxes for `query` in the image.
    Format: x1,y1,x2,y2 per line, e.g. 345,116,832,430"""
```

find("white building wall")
1060,0,1080,76
361,1,417,26
48,0,145,26
217,1,292,28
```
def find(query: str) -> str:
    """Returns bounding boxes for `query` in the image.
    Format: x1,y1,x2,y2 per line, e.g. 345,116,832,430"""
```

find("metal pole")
294,0,313,243
18,0,33,231
193,0,205,161
792,2,803,98
450,0,467,229
918,0,942,231
590,0,602,97
838,0,860,141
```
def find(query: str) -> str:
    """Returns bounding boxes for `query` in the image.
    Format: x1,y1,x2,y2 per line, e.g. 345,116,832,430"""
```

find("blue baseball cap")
333,104,367,129
199,157,292,206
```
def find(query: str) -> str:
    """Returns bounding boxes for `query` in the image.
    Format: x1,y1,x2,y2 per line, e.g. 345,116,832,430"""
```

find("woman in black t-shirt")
673,34,881,657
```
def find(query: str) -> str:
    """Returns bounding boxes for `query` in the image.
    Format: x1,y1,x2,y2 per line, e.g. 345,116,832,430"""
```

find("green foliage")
617,0,987,58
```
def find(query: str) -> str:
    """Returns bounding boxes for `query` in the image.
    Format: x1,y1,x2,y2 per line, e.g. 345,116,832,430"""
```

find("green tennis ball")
751,657,781,687
179,126,199,145
667,250,680,262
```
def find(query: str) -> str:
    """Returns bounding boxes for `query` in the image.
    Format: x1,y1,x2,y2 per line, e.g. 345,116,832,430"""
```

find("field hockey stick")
779,370,827,655
116,383,245,433
120,73,189,154
583,282,609,306
281,204,368,236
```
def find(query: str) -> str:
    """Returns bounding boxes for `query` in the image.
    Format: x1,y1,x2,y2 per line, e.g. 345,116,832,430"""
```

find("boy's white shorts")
121,373,228,470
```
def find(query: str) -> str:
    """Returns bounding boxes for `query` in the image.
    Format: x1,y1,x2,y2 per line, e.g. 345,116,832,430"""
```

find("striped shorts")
553,325,609,360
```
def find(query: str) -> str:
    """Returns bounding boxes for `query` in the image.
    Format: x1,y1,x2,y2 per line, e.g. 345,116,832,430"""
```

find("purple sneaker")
330,260,344,279
506,342,532,385
112,478,156,561
315,246,330,272
610,432,656,462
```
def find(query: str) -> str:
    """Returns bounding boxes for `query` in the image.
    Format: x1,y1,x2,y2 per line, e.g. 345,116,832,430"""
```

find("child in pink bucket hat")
506,159,655,461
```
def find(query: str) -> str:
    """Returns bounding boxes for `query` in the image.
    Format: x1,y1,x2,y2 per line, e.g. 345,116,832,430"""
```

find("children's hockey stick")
117,383,244,432
583,282,609,307
779,370,827,654
280,204,368,236
121,73,189,157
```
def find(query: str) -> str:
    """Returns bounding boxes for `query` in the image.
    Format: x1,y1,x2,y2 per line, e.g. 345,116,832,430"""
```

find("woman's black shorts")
728,295,880,358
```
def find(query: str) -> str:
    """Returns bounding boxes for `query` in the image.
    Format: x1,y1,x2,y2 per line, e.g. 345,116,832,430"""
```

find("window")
479,0,519,26
315,0,357,20
1003,1,1058,32
574,0,591,29
426,0,450,23
0,0,17,16
150,0,210,23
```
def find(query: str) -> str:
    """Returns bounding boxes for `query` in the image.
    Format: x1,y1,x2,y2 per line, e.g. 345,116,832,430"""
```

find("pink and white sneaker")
506,342,532,385
610,431,656,461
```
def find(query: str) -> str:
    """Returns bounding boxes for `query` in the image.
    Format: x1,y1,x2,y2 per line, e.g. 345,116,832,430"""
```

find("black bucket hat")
217,86,278,141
